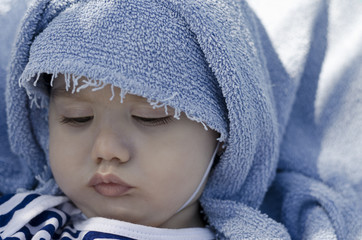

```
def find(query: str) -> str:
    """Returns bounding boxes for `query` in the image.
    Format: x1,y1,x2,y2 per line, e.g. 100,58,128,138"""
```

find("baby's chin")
78,202,202,229
76,202,166,227
81,205,141,223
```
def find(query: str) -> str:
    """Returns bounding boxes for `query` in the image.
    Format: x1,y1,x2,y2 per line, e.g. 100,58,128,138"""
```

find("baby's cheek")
49,141,75,188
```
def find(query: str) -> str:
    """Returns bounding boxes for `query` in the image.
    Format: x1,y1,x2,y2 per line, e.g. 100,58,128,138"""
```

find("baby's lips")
88,173,133,197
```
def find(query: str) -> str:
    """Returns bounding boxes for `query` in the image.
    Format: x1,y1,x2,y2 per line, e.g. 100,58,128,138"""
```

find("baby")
48,74,220,229
0,0,291,239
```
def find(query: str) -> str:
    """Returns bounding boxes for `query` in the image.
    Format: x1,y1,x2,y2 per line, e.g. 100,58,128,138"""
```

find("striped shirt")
0,193,214,240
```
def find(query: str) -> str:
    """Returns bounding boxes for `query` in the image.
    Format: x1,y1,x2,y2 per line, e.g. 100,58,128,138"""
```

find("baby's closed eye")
132,115,173,127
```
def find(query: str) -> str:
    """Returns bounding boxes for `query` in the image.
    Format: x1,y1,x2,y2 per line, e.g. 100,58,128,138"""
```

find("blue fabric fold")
252,0,362,239
0,0,35,194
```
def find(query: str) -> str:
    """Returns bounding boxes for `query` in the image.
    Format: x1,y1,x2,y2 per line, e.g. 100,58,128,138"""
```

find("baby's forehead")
50,74,155,105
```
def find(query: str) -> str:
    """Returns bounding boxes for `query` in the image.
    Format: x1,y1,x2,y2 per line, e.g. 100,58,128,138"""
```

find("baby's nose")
91,128,131,165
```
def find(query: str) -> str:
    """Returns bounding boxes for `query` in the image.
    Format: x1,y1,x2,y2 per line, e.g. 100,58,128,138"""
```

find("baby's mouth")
88,173,133,197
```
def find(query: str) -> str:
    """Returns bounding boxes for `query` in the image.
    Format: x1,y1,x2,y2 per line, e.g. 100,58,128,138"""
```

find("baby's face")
48,75,219,228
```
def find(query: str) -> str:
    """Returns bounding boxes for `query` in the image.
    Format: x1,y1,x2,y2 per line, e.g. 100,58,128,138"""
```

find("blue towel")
0,0,34,194
251,0,362,239
2,0,293,238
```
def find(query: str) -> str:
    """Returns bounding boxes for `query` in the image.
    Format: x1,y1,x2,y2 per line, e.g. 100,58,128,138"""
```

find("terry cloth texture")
0,193,215,240
250,0,362,239
0,0,34,196
2,0,294,239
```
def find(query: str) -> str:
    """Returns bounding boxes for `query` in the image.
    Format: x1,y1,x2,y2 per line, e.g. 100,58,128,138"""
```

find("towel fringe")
18,72,221,135
119,88,128,103
186,112,208,131
71,75,82,94
33,72,41,87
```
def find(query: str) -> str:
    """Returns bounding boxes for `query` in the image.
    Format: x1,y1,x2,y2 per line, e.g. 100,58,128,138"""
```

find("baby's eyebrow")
50,88,80,99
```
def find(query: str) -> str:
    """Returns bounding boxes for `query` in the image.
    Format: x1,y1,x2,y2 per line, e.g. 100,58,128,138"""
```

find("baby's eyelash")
60,116,94,125
132,116,173,126
59,116,172,127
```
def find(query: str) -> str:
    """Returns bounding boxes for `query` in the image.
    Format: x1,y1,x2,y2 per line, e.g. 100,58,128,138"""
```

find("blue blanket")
251,0,362,239
0,0,35,194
